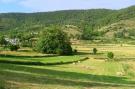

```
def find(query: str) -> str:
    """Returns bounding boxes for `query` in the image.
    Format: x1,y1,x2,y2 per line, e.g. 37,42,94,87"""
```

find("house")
5,38,20,45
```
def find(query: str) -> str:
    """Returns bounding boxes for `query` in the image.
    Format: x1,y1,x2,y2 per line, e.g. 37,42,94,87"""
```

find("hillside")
1,6,135,40
98,19,135,39
0,9,114,31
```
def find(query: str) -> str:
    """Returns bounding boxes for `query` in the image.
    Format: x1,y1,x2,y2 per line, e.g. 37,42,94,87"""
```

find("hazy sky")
0,0,135,12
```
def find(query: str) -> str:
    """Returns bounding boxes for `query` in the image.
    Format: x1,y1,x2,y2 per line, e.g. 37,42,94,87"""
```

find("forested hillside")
0,9,114,31
0,6,135,40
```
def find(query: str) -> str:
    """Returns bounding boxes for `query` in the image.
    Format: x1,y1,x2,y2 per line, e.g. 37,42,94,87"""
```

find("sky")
0,0,135,13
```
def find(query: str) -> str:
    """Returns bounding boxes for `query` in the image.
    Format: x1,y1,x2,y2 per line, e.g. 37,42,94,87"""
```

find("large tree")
35,26,72,55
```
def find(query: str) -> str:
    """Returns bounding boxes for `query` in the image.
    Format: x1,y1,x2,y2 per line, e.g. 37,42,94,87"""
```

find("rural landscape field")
0,0,135,89
0,41,135,89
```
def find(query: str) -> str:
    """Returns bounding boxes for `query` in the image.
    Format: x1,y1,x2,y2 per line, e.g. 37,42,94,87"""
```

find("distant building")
5,38,20,45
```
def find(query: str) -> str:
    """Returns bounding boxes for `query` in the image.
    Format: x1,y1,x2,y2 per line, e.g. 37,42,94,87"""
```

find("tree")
9,44,20,51
20,33,34,47
93,48,97,54
35,26,73,55
107,52,114,59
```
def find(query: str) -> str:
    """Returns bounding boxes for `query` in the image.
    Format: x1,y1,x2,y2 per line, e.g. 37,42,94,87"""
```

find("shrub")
107,52,114,59
73,49,77,53
9,45,20,51
0,86,6,89
93,48,97,54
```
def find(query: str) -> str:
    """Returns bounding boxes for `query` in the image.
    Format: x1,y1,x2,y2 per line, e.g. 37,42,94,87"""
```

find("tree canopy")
35,26,72,55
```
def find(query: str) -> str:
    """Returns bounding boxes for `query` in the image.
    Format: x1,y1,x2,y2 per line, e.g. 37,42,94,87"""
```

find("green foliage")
0,86,6,89
20,33,34,47
114,29,129,38
93,48,98,54
128,29,135,36
114,31,125,38
0,9,113,32
81,26,99,40
9,45,20,51
0,35,8,47
0,84,6,89
73,49,78,53
8,30,35,47
35,26,72,55
107,52,114,59
55,49,65,55
0,80,8,89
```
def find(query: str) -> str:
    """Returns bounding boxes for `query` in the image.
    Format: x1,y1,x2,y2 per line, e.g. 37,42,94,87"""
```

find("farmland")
1,5,135,89
0,41,135,89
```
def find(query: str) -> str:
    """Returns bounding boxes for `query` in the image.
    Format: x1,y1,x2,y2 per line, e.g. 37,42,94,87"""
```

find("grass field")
0,41,135,89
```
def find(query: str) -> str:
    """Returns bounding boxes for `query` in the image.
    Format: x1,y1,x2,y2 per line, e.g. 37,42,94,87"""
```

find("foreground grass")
0,60,135,89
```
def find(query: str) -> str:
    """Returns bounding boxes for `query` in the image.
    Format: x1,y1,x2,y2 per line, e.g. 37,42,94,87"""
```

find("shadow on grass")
94,57,135,61
0,64,135,88
0,54,58,58
0,71,125,88
74,52,104,56
75,52,90,55
89,53,104,55
116,58,135,61
17,49,32,52
0,57,89,66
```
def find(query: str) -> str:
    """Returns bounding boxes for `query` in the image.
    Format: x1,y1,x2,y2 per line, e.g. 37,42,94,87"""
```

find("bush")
93,48,97,54
9,45,20,51
73,49,77,53
0,86,6,89
107,52,114,59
